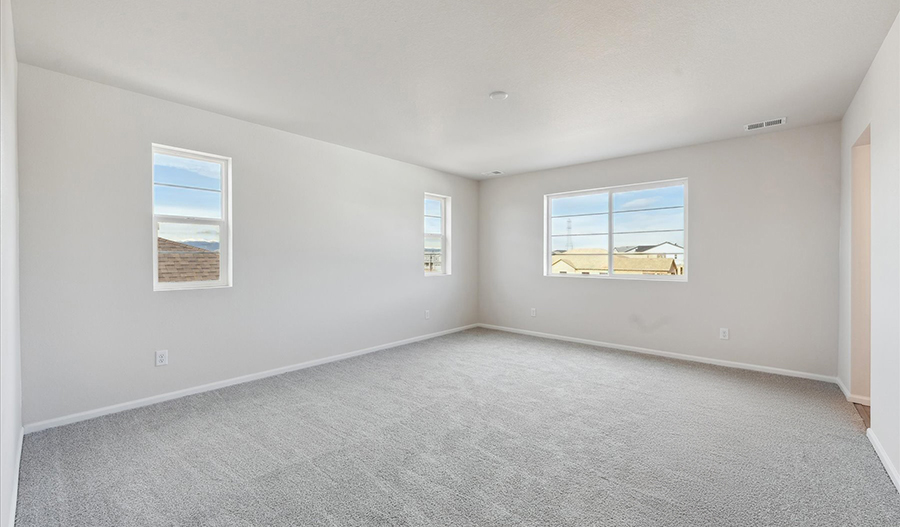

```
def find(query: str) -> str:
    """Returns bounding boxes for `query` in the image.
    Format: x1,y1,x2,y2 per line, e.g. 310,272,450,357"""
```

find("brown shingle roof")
158,238,220,282
552,249,677,274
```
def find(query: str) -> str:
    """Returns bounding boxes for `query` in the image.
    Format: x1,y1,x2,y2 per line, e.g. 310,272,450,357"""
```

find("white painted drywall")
479,122,841,377
0,0,22,524
839,12,900,482
17,64,479,425
10,1,900,178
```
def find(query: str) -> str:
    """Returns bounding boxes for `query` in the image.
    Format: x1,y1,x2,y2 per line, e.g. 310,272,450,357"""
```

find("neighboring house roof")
158,238,220,282
614,242,683,253
552,249,677,273
553,248,608,255
614,245,639,253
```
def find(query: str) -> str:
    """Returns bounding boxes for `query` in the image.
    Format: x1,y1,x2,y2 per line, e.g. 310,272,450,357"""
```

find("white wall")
0,0,22,524
839,12,900,485
17,64,479,426
480,122,841,378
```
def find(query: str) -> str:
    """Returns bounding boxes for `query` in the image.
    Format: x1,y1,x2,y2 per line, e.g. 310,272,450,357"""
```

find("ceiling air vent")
744,117,786,132
482,170,504,177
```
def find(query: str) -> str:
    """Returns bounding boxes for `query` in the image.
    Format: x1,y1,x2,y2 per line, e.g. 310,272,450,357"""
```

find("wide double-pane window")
546,180,686,279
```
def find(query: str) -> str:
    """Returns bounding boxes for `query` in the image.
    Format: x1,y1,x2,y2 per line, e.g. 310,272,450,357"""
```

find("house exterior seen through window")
425,193,450,275
546,179,686,279
152,145,232,290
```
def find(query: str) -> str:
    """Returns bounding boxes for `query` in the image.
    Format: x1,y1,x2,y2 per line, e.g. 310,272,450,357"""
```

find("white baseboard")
867,428,900,493
835,377,871,405
19,323,856,434
20,321,895,497
5,426,23,527
476,324,838,384
24,324,478,434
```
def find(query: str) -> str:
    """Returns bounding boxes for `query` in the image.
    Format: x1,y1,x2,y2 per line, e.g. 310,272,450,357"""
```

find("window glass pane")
153,153,222,191
425,198,442,217
613,185,683,212
547,182,685,279
425,216,442,235
551,193,608,217
154,185,222,219
613,231,684,276
551,214,607,236
424,237,443,273
551,234,607,253
550,239,609,276
158,223,221,283
613,208,684,234
613,231,684,251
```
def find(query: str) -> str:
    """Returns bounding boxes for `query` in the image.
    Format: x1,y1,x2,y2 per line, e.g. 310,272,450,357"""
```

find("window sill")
545,273,687,283
154,283,233,292
424,273,451,278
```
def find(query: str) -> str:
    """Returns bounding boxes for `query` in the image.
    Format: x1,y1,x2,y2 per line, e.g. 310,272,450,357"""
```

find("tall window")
424,193,451,275
546,179,686,279
152,145,232,290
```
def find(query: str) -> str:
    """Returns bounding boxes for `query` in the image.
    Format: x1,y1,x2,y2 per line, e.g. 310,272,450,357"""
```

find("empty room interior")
2,1,900,525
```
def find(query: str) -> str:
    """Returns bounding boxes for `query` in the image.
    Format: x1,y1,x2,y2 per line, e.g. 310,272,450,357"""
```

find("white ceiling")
12,0,900,179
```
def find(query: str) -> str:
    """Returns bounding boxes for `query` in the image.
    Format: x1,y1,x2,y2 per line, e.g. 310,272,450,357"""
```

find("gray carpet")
15,328,900,526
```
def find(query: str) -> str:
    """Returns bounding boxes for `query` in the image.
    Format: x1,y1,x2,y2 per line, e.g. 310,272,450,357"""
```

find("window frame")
424,193,451,276
152,144,233,291
544,178,687,282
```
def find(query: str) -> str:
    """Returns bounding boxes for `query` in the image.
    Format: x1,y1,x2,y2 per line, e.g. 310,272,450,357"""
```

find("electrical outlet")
719,328,730,340
531,308,536,317
425,310,430,320
155,350,168,366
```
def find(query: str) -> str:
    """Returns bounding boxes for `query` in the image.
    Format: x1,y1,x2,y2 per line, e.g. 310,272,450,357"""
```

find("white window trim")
152,144,233,291
544,178,688,282
424,193,451,276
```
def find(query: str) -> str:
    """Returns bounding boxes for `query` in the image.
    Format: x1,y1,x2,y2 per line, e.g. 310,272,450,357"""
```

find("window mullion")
153,214,223,226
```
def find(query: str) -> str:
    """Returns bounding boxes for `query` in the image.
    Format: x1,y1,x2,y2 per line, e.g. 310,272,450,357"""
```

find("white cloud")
154,153,221,180
619,197,660,210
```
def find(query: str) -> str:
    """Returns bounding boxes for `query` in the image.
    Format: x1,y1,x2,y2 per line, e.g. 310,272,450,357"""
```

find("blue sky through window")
425,198,442,217
153,153,222,219
551,184,685,252
613,185,683,212
425,217,442,234
154,154,221,190
551,192,608,217
158,223,220,247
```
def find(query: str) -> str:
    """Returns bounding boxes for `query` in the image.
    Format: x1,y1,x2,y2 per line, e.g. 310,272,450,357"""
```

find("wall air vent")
744,117,786,132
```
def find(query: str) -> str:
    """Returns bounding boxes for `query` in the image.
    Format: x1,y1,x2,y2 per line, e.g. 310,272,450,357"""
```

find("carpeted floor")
15,328,900,526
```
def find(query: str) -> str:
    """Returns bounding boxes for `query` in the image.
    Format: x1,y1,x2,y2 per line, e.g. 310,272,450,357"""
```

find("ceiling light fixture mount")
489,91,509,101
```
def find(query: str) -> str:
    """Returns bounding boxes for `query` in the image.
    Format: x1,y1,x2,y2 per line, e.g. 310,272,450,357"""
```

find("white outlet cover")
425,310,430,320
719,328,730,340
155,350,168,366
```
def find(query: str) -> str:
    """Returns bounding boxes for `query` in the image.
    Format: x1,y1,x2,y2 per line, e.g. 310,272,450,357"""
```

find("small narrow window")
424,193,450,275
152,145,232,290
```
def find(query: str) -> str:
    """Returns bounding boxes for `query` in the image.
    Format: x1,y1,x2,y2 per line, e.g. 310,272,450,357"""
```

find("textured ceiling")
12,0,900,178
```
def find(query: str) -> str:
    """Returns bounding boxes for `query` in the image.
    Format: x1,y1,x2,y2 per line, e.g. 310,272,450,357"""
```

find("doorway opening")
850,126,871,428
